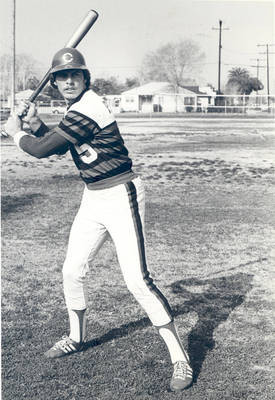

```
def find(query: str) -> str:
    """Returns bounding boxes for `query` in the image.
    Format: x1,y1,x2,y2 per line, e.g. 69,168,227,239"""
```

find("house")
117,82,216,113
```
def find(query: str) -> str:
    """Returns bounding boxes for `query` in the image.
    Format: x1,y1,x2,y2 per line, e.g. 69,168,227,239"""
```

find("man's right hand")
15,101,37,123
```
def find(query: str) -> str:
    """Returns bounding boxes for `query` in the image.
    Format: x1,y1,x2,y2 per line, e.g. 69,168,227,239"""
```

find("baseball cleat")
170,360,193,391
44,336,84,359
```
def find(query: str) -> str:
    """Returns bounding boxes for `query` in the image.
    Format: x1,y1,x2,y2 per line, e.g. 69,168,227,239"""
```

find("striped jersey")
56,89,136,189
15,89,136,189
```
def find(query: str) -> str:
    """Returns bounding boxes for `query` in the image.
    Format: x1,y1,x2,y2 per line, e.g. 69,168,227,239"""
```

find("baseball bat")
1,10,98,136
29,9,98,102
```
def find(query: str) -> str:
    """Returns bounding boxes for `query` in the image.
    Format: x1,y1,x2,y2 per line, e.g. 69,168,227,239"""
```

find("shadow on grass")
84,272,253,383
1,193,43,216
171,272,254,382
83,317,150,350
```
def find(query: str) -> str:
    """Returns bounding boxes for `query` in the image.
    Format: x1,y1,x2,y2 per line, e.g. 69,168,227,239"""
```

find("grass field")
1,116,275,400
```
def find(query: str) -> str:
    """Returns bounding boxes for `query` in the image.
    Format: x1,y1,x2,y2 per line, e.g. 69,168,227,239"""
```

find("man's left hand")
4,114,23,137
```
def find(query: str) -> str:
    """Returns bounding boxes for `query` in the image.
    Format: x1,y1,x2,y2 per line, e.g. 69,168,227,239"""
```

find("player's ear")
50,74,58,89
83,70,91,89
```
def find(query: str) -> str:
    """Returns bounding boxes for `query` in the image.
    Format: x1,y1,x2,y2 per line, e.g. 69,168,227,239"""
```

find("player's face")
54,69,86,101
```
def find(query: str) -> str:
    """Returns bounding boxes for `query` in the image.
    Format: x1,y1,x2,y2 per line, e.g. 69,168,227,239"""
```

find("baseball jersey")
14,89,136,189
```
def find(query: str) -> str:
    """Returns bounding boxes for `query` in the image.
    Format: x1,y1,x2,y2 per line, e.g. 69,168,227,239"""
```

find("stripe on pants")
125,181,173,321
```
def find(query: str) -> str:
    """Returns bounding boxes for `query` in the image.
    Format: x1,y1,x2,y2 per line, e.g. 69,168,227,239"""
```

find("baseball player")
5,48,193,392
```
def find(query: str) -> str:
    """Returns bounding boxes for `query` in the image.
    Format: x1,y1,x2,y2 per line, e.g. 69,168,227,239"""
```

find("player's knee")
62,259,89,283
124,275,148,296
63,268,77,283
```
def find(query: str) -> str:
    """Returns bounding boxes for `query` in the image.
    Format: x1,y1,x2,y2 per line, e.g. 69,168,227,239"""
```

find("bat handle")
28,68,52,103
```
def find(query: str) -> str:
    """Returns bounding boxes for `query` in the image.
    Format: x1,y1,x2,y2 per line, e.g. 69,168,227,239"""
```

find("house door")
140,95,153,112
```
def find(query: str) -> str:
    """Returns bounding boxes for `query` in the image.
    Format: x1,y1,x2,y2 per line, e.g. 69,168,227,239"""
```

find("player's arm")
5,108,97,159
14,129,70,158
5,112,70,159
18,108,100,158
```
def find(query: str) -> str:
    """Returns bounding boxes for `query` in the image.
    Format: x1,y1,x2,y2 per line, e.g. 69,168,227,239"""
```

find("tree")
0,53,43,98
140,39,205,91
124,77,140,90
226,67,264,95
246,77,264,93
26,76,40,90
90,76,141,96
91,77,124,95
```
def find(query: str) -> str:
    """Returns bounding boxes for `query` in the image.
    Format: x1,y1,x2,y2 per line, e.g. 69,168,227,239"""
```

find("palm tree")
226,67,263,95
227,68,250,92
228,67,250,80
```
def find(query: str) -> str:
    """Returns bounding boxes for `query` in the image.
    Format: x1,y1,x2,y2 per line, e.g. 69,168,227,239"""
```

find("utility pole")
257,43,275,110
11,0,16,112
250,58,265,99
212,20,229,94
250,58,265,80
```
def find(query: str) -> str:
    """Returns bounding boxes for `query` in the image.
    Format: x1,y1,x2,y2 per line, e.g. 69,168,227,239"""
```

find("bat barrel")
66,10,98,48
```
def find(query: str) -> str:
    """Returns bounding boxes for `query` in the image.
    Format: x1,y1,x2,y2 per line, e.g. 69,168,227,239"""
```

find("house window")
184,97,195,105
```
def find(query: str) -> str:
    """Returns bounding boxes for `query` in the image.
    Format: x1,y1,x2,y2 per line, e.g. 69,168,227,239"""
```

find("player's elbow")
24,147,50,159
33,151,48,159
19,137,53,159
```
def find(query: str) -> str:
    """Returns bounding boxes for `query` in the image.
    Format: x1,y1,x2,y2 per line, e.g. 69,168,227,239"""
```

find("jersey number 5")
75,143,98,164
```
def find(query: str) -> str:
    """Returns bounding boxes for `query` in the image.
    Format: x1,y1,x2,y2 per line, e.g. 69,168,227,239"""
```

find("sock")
68,308,87,343
157,321,190,364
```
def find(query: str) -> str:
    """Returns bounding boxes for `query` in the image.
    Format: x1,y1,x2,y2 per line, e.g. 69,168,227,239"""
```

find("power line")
222,62,274,68
223,48,260,56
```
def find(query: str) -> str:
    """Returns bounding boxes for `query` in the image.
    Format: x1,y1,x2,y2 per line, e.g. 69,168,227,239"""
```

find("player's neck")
65,89,87,107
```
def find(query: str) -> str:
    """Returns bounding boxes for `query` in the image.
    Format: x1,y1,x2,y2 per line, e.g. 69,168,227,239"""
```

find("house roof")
183,86,208,95
122,82,201,96
122,82,174,95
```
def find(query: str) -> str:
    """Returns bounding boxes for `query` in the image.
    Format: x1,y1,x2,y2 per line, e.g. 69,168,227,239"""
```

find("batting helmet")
50,47,90,89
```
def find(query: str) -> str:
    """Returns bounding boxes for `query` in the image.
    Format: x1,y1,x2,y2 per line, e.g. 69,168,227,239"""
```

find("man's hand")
4,114,23,137
15,101,42,132
15,101,37,123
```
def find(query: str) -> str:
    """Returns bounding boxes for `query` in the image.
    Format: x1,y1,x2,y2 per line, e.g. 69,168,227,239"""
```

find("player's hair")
50,69,91,90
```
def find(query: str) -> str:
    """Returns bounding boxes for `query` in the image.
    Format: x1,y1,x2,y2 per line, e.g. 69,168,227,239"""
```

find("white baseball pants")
62,177,173,327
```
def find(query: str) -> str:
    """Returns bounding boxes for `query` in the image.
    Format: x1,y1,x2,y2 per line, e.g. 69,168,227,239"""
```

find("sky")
1,0,274,93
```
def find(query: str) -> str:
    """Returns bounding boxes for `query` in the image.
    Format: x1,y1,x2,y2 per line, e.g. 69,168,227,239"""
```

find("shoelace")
173,361,192,380
52,336,72,350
